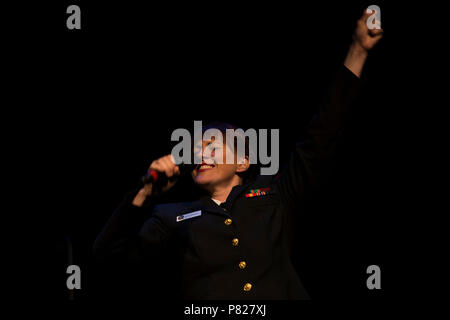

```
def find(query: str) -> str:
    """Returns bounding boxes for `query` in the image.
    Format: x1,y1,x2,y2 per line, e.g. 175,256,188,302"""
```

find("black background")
11,0,415,308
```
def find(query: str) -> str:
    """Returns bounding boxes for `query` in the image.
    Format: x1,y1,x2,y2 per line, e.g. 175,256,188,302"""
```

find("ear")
236,156,250,173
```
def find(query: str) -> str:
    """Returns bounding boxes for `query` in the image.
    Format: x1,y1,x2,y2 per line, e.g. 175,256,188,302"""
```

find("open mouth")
197,162,216,173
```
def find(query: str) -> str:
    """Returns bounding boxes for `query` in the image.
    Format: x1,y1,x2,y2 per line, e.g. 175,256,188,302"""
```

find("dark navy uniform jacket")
93,66,362,300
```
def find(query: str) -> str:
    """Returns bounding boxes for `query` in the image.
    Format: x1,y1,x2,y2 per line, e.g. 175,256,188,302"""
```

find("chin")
194,175,214,186
194,171,220,188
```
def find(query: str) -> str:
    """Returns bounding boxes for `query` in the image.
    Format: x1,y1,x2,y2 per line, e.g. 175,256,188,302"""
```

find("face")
192,138,248,190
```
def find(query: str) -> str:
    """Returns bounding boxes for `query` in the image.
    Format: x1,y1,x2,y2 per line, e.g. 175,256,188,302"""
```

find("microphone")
141,163,196,187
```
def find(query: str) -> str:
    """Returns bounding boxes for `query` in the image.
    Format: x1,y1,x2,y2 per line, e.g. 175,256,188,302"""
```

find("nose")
193,140,214,164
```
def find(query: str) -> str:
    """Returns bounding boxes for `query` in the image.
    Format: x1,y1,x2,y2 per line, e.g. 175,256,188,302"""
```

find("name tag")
177,210,202,222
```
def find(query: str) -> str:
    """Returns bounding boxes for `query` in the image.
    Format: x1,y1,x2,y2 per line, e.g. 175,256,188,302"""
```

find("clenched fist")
353,9,384,52
344,8,384,78
132,155,181,207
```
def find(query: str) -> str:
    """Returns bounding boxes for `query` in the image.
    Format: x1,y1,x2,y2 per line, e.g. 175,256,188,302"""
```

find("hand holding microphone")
133,155,181,207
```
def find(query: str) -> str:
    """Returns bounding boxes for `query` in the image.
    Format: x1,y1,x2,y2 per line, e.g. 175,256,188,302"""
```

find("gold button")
232,238,239,247
244,283,253,292
225,219,233,226
239,261,247,269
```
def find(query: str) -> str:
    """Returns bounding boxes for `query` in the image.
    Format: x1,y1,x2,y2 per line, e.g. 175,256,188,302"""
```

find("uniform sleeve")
93,190,171,263
275,65,363,206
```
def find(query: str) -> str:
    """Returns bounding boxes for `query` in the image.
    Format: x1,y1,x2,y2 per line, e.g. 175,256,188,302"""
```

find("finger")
161,157,176,177
168,155,181,176
157,158,172,177
360,8,373,23
173,165,181,176
167,155,179,177
149,160,163,171
369,28,384,37
150,158,172,176
169,154,176,165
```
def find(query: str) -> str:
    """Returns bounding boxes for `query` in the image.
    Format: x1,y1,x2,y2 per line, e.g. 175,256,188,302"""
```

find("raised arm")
344,9,383,78
276,9,383,205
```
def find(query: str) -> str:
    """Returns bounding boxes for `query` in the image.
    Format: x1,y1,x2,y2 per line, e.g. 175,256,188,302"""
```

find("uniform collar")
200,182,252,216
